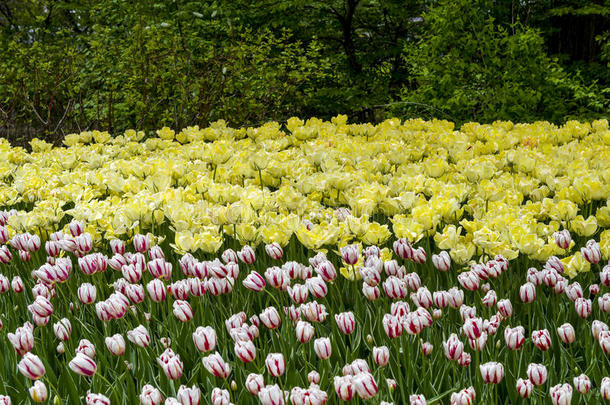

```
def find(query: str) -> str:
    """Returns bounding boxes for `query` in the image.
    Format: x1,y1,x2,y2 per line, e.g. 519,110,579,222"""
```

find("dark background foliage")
0,0,608,144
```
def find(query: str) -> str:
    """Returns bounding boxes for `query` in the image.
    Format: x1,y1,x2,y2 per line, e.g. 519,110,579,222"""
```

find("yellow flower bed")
1,117,609,277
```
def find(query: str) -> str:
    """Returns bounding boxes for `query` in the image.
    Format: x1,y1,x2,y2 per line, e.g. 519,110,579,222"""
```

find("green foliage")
396,0,609,124
0,0,608,142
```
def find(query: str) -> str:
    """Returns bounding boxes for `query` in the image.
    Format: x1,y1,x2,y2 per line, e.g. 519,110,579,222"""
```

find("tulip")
18,353,46,380
105,334,126,356
450,387,476,405
312,337,332,360
306,276,328,299
601,377,610,400
173,300,193,322
260,307,281,329
497,299,513,318
463,317,483,340
458,352,471,367
29,380,48,403
8,325,34,356
504,326,525,350
335,312,355,335
243,271,265,292
258,384,284,405
86,393,111,405
295,321,315,343
192,326,217,353
383,276,408,299
308,370,321,384
287,284,308,304
140,384,163,405
202,352,231,379
592,320,609,341
0,246,11,264
554,230,571,249
443,334,464,360
457,271,479,291
234,340,256,363
448,287,464,308
410,394,426,405
575,298,592,318
393,238,412,260
600,331,610,354
383,314,403,339
519,282,536,303
532,329,552,351
516,378,533,398
353,372,378,400
334,376,355,401
550,383,573,405
362,283,380,301
127,325,151,348
527,363,547,386
69,352,97,377
148,259,172,280
53,318,71,341
340,244,359,265
265,243,283,260
312,260,336,283
211,387,230,405
557,323,576,344
175,385,200,405
480,362,504,384
146,279,167,302
432,251,451,271
373,346,389,367
597,293,610,314
160,354,183,380
246,373,265,396
266,353,285,377
422,341,433,356
573,374,590,394
582,243,601,264
28,296,53,318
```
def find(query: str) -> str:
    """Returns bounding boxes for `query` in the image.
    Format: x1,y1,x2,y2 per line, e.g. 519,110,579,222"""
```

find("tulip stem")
96,370,121,404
